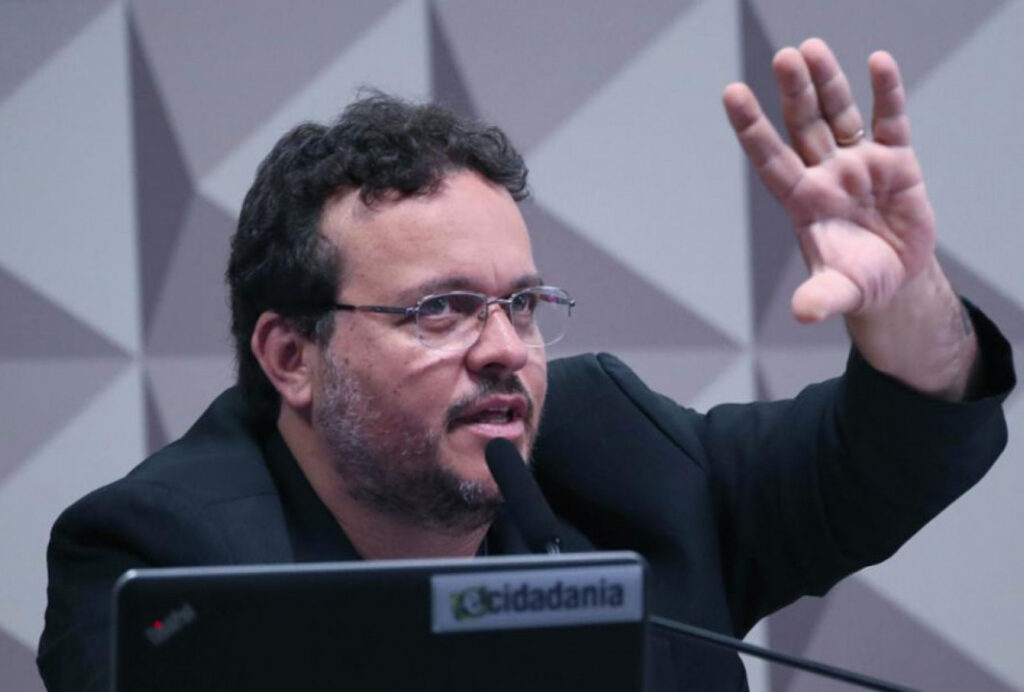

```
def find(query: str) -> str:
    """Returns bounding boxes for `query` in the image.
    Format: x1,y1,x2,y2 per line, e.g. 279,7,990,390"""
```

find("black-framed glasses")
329,286,575,351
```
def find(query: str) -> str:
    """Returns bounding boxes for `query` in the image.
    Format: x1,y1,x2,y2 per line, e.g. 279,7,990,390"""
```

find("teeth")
456,403,521,427
476,408,512,423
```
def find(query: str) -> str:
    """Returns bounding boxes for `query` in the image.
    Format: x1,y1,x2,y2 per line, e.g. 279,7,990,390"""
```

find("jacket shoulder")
536,353,712,529
40,390,292,692
52,387,291,566
126,388,277,500
544,352,707,463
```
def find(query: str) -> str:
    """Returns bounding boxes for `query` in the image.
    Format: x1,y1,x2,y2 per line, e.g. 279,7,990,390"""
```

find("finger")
869,50,910,146
791,268,862,323
773,46,836,164
799,38,865,147
723,82,806,200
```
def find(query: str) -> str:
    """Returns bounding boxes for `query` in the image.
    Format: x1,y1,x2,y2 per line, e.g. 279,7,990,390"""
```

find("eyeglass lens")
416,287,572,350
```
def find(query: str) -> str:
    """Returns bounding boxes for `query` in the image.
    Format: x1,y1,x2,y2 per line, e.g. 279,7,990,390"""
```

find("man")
39,39,1013,690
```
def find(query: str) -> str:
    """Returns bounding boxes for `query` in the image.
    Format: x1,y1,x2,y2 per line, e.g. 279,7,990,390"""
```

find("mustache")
445,376,534,430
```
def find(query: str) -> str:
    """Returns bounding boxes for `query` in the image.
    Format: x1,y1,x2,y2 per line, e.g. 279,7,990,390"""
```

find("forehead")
320,171,537,300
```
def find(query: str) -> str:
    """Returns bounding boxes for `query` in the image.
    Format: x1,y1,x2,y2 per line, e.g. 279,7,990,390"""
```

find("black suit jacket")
38,316,1014,690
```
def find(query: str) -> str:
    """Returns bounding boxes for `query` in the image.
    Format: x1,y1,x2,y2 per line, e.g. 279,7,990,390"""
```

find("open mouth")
459,407,521,425
449,395,529,431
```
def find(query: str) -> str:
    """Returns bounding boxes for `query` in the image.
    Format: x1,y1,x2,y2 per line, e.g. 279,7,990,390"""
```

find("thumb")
791,268,862,323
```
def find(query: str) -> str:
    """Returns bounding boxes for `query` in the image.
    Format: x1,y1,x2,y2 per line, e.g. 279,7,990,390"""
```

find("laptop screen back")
112,552,648,692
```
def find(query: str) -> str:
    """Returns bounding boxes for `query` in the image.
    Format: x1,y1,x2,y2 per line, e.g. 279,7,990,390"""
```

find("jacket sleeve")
37,480,235,692
692,302,1014,633
536,302,1014,639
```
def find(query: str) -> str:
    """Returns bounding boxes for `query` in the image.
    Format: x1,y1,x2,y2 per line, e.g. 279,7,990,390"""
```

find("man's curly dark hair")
226,92,530,425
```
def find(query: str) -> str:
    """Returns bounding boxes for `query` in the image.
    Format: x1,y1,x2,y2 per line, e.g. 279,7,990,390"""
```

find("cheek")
339,323,448,390
379,349,465,415
523,358,548,419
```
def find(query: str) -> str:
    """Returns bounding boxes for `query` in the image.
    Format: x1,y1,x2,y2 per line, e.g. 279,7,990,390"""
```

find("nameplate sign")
431,564,643,633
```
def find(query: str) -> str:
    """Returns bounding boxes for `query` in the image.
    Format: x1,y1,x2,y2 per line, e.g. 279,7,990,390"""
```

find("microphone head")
484,438,527,489
485,438,561,554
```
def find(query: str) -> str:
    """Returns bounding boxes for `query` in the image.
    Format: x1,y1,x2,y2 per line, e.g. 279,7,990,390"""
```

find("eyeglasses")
329,286,575,351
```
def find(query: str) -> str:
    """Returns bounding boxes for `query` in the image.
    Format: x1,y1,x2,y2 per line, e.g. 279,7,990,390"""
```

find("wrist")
845,257,978,400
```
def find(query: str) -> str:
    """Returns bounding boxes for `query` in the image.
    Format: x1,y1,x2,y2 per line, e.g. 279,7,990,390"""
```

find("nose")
464,303,530,376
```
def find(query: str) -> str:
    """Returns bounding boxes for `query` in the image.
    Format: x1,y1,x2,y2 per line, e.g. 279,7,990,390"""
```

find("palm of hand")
785,142,935,321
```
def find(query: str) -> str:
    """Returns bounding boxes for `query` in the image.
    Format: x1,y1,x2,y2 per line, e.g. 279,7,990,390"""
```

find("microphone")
484,438,561,554
481,439,917,691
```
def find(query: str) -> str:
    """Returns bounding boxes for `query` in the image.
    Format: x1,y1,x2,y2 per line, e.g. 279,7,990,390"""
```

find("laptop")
112,551,648,691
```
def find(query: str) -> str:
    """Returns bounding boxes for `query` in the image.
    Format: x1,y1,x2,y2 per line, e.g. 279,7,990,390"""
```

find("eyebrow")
395,273,544,304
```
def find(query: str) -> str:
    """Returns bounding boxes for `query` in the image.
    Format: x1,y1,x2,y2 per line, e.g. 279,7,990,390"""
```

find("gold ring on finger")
836,128,865,147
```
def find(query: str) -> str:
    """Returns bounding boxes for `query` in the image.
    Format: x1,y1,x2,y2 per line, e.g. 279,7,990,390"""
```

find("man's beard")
313,349,533,532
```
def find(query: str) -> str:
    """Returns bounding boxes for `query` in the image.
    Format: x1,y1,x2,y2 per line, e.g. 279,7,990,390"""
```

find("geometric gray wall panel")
2,2,1022,690
434,0,696,152
130,11,194,332
0,0,113,104
145,196,236,355
771,578,1019,691
0,627,45,692
129,0,403,179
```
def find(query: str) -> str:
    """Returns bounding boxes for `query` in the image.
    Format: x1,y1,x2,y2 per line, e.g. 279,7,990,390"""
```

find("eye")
418,294,453,318
418,293,482,319
510,290,538,314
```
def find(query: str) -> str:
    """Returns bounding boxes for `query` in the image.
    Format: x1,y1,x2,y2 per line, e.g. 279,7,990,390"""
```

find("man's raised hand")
722,38,935,324
723,38,978,400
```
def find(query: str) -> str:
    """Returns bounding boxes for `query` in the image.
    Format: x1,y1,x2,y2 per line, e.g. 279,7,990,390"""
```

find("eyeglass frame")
325,285,575,349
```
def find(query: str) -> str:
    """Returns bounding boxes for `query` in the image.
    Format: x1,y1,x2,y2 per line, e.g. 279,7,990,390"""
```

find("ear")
250,311,318,411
